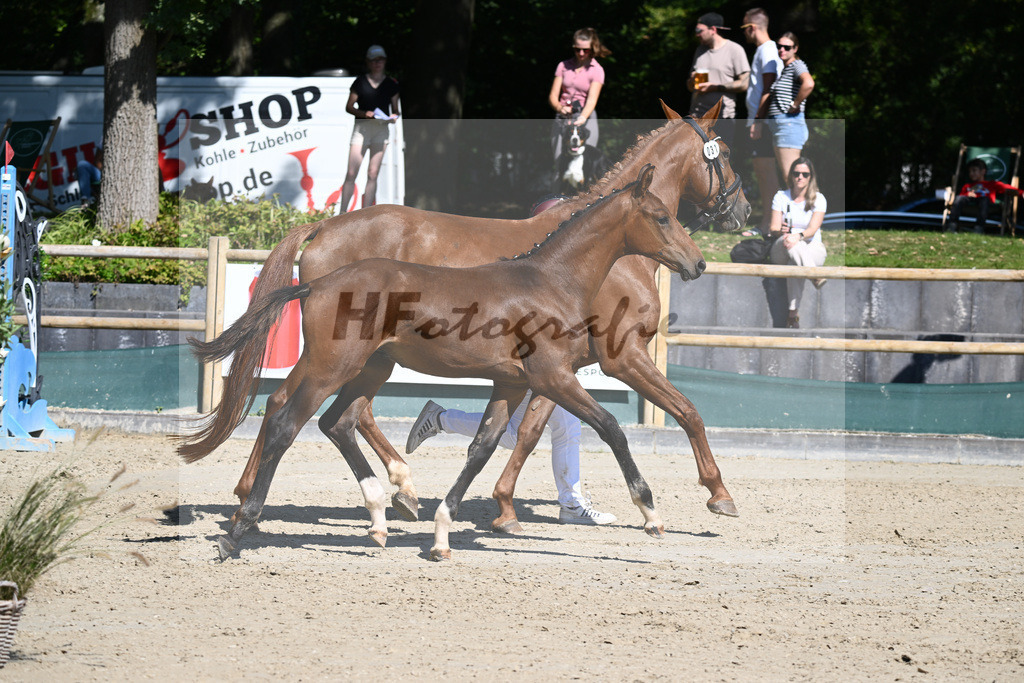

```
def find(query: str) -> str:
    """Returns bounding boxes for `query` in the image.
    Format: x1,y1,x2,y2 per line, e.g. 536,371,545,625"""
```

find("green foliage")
0,292,19,352
0,469,100,599
40,195,334,291
5,0,1020,212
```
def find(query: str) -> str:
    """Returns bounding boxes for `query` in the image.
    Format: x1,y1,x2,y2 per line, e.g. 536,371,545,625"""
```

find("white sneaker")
559,497,616,525
406,400,444,454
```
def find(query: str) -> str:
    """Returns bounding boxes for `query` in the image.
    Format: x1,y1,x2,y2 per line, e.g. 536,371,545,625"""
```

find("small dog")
557,123,610,194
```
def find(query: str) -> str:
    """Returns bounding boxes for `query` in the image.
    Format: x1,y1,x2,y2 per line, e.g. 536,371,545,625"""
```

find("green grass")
693,229,1024,269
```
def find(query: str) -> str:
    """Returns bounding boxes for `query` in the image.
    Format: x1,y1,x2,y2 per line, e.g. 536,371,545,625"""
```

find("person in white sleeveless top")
768,157,827,329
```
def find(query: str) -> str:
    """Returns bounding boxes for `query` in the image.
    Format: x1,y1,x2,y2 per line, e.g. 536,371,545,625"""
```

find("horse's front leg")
534,373,664,538
491,395,557,533
600,341,737,517
432,384,528,561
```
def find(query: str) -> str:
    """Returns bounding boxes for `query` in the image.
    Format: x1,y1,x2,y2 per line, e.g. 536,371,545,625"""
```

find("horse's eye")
657,216,670,225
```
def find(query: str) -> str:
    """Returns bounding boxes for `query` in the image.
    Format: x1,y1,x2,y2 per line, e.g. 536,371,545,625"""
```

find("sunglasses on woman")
778,43,796,51
791,171,811,178
572,47,593,54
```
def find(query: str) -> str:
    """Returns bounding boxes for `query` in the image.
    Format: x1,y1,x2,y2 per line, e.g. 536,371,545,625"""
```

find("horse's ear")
634,164,655,198
660,99,682,120
700,99,723,126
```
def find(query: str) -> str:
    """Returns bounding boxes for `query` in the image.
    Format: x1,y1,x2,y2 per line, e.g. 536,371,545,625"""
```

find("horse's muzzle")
679,259,706,282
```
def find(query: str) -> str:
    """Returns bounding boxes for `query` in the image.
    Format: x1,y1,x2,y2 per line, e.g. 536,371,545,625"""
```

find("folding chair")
0,117,62,214
942,143,1021,236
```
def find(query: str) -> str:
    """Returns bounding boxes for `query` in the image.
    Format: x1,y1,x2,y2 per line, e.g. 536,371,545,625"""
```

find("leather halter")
681,116,743,234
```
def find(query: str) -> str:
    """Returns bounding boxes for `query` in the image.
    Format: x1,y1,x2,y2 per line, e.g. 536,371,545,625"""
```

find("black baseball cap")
697,12,730,30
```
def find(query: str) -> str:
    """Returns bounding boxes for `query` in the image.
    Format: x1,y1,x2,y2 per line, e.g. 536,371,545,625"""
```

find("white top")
772,189,827,244
746,40,782,126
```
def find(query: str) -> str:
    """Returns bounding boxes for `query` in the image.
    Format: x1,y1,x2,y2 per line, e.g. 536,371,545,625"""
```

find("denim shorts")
769,112,808,150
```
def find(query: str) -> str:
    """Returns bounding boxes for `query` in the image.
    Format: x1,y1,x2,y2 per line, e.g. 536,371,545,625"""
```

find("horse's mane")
587,119,678,197
502,179,639,261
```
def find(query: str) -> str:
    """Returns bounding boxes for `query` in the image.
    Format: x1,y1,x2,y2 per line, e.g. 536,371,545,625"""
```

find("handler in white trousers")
406,392,616,525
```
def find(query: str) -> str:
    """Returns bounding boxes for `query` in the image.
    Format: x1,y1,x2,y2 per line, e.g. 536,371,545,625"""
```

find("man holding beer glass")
687,12,750,147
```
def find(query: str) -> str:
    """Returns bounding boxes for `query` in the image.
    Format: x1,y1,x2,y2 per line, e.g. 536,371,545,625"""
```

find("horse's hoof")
429,547,452,562
644,523,665,539
491,518,523,534
391,492,419,522
217,535,238,561
368,529,388,548
708,497,739,517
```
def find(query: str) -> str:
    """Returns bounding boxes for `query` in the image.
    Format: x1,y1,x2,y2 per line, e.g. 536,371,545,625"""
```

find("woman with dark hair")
339,45,400,212
548,27,610,162
766,31,815,180
768,156,827,328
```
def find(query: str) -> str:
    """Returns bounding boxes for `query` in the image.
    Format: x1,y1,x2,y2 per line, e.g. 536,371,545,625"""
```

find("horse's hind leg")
318,357,402,546
356,396,419,521
601,350,737,517
220,373,343,559
232,370,302,523
432,384,528,561
491,395,557,533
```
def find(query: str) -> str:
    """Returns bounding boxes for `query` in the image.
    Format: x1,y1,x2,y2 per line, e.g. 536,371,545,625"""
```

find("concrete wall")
668,274,1024,384
40,282,206,352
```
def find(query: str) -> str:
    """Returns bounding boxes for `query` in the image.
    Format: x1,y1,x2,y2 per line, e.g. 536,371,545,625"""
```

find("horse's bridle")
680,115,743,235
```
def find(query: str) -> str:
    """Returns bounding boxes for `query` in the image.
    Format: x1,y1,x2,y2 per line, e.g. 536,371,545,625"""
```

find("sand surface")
1,431,1022,680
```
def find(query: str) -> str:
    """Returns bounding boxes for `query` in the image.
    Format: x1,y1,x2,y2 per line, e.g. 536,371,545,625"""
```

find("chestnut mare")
189,165,707,559
180,100,750,533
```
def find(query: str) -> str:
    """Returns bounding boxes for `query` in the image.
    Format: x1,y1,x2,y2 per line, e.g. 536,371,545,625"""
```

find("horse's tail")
176,221,321,463
177,281,311,463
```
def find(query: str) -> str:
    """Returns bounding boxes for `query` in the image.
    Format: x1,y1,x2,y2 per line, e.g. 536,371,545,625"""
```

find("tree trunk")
403,0,474,211
99,0,158,231
404,0,474,119
226,4,255,76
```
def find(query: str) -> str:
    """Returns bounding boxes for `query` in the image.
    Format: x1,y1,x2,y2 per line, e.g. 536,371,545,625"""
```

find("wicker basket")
0,581,27,669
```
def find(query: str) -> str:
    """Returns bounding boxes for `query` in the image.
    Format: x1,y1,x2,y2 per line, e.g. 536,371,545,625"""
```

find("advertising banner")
0,74,404,212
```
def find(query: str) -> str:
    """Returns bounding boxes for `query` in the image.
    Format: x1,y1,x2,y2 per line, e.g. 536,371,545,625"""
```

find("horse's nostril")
697,259,706,274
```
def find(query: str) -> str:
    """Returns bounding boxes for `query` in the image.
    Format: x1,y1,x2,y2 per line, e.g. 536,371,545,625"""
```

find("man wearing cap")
687,12,750,147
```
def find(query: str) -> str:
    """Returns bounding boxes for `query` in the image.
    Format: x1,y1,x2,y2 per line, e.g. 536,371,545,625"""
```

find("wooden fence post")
642,264,672,427
200,236,229,413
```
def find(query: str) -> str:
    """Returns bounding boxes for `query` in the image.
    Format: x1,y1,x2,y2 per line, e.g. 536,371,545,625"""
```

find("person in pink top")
548,27,610,162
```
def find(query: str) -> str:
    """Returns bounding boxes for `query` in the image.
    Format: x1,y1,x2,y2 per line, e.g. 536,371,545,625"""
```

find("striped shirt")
767,59,809,117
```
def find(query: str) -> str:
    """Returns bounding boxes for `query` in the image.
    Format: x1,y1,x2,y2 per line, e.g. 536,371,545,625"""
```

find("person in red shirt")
947,158,1024,233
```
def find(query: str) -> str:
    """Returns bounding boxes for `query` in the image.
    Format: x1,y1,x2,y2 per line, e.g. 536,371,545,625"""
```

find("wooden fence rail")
26,241,1024,419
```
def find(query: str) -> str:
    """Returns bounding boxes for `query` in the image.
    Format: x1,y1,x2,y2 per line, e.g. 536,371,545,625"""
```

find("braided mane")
502,180,638,261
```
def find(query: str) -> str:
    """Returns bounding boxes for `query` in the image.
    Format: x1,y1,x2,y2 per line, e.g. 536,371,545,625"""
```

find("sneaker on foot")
559,498,616,525
406,400,444,454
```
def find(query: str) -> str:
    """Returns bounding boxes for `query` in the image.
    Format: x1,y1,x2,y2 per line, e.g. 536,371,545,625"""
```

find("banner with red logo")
0,74,404,212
